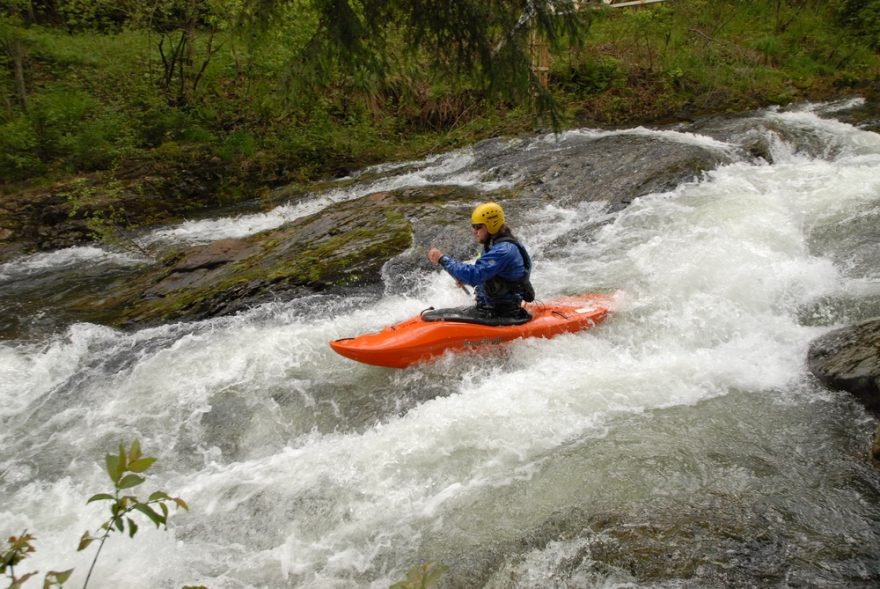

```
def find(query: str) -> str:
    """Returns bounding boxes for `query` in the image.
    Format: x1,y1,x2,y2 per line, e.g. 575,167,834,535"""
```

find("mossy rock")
66,186,488,328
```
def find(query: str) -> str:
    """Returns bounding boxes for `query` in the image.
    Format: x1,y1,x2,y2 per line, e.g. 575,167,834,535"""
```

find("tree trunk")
11,38,28,112
183,0,198,102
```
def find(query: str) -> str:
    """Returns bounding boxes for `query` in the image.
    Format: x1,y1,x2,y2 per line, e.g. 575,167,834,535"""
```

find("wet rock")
0,151,253,264
807,318,880,411
66,186,483,327
144,239,261,298
5,126,743,330
473,132,732,212
873,427,880,465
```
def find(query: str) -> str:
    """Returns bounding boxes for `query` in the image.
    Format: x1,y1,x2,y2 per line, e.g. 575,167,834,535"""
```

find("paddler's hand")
428,248,444,264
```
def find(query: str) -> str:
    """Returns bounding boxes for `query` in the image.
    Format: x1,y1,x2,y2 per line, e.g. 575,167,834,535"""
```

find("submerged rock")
807,318,880,411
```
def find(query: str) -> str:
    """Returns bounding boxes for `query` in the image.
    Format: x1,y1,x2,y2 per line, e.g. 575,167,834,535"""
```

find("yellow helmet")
471,202,505,235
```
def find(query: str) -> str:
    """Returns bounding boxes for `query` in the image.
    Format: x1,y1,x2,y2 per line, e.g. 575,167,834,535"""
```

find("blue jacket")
439,240,527,309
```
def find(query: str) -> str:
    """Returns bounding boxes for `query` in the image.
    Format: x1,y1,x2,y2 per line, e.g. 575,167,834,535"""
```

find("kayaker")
427,202,535,324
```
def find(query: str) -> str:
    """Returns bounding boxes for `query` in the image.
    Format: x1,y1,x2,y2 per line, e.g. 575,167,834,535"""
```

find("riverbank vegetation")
1,1,878,198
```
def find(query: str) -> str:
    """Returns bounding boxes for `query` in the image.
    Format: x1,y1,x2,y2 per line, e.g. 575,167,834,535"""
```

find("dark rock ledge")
61,186,482,328
807,318,880,463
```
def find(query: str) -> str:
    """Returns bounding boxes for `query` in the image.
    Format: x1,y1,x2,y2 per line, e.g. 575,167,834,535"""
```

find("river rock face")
63,187,483,327
1,126,741,330
0,152,238,264
470,132,734,211
807,318,880,411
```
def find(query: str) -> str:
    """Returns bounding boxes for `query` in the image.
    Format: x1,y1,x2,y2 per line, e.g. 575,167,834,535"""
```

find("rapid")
1,100,879,588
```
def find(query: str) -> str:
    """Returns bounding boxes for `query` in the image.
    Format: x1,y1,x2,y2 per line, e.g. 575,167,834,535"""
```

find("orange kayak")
329,293,614,368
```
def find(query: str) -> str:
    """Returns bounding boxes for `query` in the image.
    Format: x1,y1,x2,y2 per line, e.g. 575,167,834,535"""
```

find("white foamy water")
547,125,740,155
1,105,879,588
0,246,145,281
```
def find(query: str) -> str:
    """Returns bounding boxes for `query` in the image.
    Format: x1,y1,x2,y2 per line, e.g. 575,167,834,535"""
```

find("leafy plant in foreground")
1,533,71,589
77,440,188,589
2,440,187,588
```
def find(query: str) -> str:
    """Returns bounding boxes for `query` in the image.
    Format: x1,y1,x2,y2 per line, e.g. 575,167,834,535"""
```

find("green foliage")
833,0,880,48
0,117,44,180
55,0,129,32
218,129,258,160
2,0,879,192
556,57,623,95
390,561,448,589
63,176,151,255
27,88,95,156
578,0,880,119
244,0,588,125
78,440,188,589
0,85,136,181
1,440,184,589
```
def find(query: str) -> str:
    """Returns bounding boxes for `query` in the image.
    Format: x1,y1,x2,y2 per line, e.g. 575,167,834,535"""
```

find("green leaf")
133,503,165,528
128,439,142,462
127,517,138,538
44,569,74,588
87,493,115,503
114,516,125,532
117,474,145,490
117,442,127,473
148,490,171,502
128,457,157,473
12,571,36,588
77,531,93,551
105,453,121,483
53,569,74,584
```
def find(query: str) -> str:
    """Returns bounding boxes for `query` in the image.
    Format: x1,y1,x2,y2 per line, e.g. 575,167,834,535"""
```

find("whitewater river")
2,101,879,588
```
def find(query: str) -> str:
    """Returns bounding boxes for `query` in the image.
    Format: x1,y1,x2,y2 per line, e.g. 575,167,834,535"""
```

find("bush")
68,111,136,170
27,88,96,160
556,58,624,95
0,89,139,178
0,117,45,181
217,129,258,161
833,0,880,49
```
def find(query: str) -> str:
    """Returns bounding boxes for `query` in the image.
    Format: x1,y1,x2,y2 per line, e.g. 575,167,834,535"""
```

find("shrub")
0,116,45,181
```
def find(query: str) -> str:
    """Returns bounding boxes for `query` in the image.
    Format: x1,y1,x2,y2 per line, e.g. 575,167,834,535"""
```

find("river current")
2,100,879,588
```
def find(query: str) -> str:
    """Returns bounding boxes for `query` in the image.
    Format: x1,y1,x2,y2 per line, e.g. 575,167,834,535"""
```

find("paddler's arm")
428,247,445,265
428,247,462,280
428,247,504,287
428,247,470,293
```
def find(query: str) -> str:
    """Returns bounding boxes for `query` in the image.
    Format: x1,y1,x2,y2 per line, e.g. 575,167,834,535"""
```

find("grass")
1,1,877,193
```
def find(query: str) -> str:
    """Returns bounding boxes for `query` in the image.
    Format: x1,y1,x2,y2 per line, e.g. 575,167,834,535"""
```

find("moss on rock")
65,187,483,328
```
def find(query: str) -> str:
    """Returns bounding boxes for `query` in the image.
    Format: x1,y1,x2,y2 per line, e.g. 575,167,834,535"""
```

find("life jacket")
483,236,536,303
